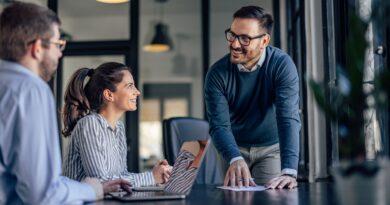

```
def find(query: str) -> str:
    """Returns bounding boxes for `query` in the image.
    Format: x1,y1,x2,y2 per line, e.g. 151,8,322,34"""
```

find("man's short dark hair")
233,6,274,34
0,1,61,62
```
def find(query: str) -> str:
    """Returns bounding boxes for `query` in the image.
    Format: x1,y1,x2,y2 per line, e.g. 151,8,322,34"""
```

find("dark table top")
93,182,342,205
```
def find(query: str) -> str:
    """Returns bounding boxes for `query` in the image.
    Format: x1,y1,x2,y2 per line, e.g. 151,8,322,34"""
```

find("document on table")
217,185,269,192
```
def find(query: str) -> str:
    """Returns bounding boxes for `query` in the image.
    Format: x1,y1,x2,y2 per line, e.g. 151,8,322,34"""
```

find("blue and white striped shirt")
0,60,96,204
62,113,155,187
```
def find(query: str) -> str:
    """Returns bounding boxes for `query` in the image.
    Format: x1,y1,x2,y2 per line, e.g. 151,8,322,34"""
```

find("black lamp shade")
144,22,173,52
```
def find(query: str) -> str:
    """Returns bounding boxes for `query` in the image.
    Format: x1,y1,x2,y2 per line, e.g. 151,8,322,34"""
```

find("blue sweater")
204,46,301,170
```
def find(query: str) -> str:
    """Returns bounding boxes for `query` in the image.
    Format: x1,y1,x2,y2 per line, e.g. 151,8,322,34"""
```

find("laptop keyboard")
130,191,167,198
108,191,170,198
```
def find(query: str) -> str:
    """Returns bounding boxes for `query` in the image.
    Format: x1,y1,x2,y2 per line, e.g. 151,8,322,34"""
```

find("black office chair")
162,117,224,185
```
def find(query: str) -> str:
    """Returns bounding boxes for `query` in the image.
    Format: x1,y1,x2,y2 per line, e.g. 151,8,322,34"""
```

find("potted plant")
309,2,389,204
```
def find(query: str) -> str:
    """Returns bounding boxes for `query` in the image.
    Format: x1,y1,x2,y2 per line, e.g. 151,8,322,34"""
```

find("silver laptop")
108,139,210,202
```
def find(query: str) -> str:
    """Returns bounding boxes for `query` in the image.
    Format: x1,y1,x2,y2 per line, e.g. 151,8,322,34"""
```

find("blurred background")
1,0,388,183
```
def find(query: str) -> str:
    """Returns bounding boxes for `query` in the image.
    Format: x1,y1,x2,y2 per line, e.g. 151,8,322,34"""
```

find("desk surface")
94,182,342,205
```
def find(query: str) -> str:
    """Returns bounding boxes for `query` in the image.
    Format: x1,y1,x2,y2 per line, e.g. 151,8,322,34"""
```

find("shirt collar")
237,47,267,72
92,112,120,133
0,59,42,81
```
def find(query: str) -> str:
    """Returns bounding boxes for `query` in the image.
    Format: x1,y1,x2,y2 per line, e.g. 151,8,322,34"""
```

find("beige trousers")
222,143,282,185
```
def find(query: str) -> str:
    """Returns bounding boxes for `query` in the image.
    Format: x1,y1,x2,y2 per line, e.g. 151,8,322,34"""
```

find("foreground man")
205,6,301,189
0,2,130,204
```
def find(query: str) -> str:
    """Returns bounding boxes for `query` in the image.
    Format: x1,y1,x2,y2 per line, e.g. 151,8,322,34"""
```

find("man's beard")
230,46,247,64
39,53,58,82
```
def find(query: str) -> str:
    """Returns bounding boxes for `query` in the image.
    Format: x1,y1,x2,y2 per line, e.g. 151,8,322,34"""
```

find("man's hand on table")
224,159,256,187
265,175,297,189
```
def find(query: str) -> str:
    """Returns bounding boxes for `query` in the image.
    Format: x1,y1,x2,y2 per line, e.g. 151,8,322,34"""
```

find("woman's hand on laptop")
102,179,132,194
153,159,172,184
82,177,132,200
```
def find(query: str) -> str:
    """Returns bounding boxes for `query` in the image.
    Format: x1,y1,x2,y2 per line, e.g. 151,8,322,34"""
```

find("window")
58,0,130,41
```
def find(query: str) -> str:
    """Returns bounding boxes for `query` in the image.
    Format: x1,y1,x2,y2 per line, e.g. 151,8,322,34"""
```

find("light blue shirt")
0,60,96,204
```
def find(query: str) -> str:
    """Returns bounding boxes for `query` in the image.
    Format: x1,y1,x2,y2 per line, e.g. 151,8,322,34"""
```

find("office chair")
162,117,224,185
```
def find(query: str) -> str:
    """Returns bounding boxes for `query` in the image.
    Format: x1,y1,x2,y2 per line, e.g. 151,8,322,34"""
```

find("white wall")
60,15,129,41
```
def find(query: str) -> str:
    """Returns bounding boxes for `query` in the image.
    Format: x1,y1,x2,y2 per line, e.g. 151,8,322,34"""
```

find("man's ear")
103,89,114,102
31,39,43,60
260,34,271,49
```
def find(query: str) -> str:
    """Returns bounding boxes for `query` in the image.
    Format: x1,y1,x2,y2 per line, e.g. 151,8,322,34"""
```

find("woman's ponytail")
62,68,93,137
62,62,130,137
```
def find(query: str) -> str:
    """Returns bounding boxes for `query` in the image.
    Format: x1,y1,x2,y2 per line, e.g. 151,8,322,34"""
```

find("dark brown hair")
62,62,130,136
0,1,61,62
233,6,274,34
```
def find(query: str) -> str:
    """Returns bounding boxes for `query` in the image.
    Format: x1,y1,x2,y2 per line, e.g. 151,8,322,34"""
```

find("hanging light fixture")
143,0,173,52
143,23,173,52
96,0,129,3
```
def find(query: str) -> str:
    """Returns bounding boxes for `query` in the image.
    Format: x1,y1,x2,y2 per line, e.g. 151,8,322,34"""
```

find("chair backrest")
163,117,224,185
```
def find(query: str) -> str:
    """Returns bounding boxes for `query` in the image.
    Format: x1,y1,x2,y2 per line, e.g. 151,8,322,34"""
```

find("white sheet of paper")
217,185,268,192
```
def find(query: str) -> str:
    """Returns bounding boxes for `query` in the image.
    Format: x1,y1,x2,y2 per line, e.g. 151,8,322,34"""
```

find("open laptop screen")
164,139,210,195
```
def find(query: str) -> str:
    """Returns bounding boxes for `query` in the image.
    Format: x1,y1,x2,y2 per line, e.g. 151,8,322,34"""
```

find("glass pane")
20,0,47,6
60,55,125,157
140,99,162,171
163,98,188,119
58,0,129,41
139,0,203,170
141,99,160,121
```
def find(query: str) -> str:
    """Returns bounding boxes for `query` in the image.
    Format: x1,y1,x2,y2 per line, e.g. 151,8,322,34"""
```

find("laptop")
108,139,210,201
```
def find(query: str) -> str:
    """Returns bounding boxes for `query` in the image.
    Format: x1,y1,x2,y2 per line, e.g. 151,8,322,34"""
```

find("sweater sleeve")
204,68,241,162
274,55,301,171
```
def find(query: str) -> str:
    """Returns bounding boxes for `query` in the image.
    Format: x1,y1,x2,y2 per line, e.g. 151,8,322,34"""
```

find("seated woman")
62,62,171,187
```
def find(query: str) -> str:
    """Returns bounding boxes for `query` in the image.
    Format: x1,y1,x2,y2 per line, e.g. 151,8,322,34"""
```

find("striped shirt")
62,112,155,187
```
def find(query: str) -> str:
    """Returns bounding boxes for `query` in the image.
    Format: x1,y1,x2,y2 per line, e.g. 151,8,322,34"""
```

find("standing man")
205,6,301,189
0,2,130,204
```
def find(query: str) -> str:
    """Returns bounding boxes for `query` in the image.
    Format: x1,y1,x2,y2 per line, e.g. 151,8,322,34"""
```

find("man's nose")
231,37,241,48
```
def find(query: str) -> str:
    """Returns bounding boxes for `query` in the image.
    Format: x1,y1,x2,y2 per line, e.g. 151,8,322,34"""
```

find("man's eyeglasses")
28,38,67,51
43,39,67,51
225,29,266,46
